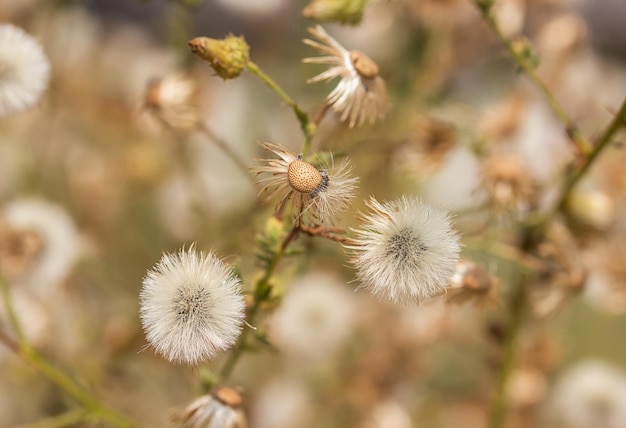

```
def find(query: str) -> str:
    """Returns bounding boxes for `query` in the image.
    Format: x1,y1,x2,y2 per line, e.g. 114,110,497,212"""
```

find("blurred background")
1,0,626,427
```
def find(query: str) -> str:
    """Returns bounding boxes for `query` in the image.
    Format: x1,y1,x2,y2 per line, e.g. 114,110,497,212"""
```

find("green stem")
0,331,137,428
465,241,543,273
0,269,25,341
0,269,137,428
553,95,626,213
219,226,299,382
489,278,528,428
475,2,592,155
246,61,316,156
13,408,89,428
198,123,255,184
29,343,136,427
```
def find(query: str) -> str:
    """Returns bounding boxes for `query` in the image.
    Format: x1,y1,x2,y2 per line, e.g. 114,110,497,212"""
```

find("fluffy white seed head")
1,198,79,298
0,24,50,116
270,272,358,361
347,196,461,304
140,247,245,365
549,360,626,428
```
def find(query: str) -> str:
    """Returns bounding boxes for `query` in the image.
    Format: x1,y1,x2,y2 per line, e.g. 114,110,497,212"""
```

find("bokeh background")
1,0,626,427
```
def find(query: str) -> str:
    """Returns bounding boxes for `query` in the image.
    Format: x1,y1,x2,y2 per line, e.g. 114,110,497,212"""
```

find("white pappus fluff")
140,247,246,365
347,196,461,304
0,24,50,116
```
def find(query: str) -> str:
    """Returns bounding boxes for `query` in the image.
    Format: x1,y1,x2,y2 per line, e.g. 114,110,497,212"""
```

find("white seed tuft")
140,246,245,365
346,196,461,304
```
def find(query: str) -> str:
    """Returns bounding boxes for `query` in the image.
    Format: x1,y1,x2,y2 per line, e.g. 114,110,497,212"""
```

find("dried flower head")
270,272,357,360
480,154,536,213
347,196,461,304
478,94,526,142
142,74,200,131
405,116,457,168
302,0,368,25
140,246,245,365
584,242,626,314
252,378,313,428
538,14,587,55
507,368,547,409
252,142,358,224
173,387,247,428
189,34,249,80
531,224,586,317
303,25,388,128
0,223,43,278
1,198,79,298
363,400,412,428
565,190,616,233
0,24,50,116
549,360,626,428
446,259,499,306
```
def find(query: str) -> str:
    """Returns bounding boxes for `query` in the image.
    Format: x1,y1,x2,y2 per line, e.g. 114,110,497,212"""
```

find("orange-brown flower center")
0,225,43,276
350,50,379,78
287,160,323,193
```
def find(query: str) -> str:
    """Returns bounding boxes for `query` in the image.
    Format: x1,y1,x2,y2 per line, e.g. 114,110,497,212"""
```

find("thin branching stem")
553,95,626,213
0,269,137,428
298,224,356,245
0,269,25,341
198,122,255,184
25,344,138,428
219,225,300,382
246,60,316,156
489,276,528,428
474,1,592,155
0,331,138,428
472,5,626,428
13,408,89,428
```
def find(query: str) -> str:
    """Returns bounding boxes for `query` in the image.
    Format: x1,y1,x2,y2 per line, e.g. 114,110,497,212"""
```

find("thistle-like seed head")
188,34,249,80
287,159,323,193
350,50,379,78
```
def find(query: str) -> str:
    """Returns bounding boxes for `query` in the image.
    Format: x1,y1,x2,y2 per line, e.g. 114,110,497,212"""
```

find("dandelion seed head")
550,360,626,428
347,196,461,304
270,272,358,361
1,198,79,298
0,24,50,116
140,247,245,365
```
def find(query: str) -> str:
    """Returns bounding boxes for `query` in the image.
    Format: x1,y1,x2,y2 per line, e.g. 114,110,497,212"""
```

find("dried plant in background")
0,1,626,427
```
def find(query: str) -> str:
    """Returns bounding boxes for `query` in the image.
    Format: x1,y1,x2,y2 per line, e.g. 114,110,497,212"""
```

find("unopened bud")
566,191,615,232
512,37,539,69
188,34,249,80
476,0,494,14
302,0,367,25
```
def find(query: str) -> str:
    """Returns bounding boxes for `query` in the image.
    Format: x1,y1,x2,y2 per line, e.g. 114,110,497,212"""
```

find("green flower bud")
302,0,368,25
188,34,250,80
512,37,539,69
476,0,494,14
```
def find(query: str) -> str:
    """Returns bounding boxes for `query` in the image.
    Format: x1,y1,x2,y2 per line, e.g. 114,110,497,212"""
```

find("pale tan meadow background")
1,0,626,427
